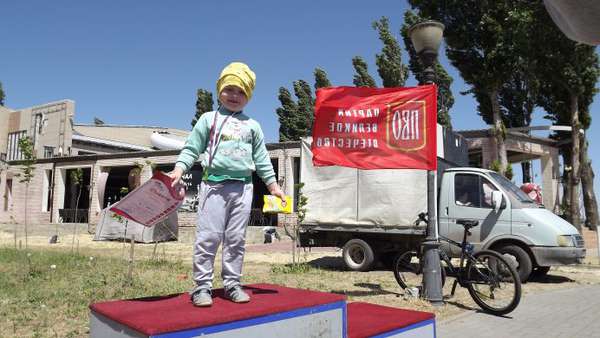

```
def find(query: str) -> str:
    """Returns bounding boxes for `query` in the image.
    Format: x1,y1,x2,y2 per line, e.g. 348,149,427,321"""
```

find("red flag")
312,85,437,170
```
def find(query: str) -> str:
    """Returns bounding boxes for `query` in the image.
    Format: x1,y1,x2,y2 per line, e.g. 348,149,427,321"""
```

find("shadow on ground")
307,256,346,271
307,256,393,272
528,274,575,284
330,282,402,297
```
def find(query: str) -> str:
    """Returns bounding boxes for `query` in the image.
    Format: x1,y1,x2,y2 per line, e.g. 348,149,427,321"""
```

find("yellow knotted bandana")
216,62,256,100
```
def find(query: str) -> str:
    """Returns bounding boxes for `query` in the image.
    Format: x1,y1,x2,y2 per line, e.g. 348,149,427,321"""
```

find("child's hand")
267,182,287,206
167,167,184,187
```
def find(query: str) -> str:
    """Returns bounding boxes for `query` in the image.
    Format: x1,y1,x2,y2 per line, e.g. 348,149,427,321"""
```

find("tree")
276,80,315,141
0,81,5,106
372,17,408,88
534,4,599,229
352,56,377,87
401,10,455,128
503,73,538,183
409,0,536,176
276,87,299,142
293,80,315,137
17,137,36,250
581,138,599,229
314,67,332,90
70,168,84,252
191,89,214,128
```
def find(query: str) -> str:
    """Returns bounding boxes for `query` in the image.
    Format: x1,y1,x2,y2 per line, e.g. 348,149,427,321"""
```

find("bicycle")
393,213,522,316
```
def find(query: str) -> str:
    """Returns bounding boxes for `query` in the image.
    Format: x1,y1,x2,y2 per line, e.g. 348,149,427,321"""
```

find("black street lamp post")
408,20,445,306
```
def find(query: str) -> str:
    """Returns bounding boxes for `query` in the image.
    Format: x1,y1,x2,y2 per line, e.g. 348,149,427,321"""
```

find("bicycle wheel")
393,251,421,290
465,250,521,316
393,251,446,290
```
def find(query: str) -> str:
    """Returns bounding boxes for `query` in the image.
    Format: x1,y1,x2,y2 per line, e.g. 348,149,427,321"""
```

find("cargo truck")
297,128,586,281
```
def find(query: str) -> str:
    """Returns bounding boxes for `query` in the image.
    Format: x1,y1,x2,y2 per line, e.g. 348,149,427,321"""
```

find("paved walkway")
437,285,600,337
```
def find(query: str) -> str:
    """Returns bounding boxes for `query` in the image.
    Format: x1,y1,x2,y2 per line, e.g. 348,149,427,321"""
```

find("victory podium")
90,284,435,338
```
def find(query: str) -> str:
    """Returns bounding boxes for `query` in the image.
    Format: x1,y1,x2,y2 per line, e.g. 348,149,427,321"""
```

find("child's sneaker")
191,289,212,307
225,285,250,303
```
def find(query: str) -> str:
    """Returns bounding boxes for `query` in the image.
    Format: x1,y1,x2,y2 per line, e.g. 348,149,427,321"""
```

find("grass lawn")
0,247,195,337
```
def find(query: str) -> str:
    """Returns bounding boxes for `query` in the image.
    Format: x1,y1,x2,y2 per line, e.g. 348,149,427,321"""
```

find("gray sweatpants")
191,180,253,294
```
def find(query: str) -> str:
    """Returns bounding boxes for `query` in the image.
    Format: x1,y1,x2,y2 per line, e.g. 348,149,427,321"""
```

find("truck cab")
438,168,586,281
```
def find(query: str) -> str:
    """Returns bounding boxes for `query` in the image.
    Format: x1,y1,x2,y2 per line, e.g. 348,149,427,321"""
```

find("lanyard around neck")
207,108,238,168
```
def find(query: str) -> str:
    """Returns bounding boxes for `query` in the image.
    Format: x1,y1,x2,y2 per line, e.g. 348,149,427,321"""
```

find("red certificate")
110,171,184,227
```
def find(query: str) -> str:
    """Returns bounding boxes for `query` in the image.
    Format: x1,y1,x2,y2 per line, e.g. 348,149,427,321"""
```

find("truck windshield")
488,172,535,204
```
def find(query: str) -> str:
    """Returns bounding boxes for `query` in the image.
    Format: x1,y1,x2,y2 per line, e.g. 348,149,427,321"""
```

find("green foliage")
372,17,408,88
294,183,308,224
489,160,502,174
17,137,36,184
111,212,125,223
270,262,313,274
0,81,5,106
505,164,514,180
352,56,377,87
489,160,514,180
294,79,314,135
276,87,298,142
314,67,332,89
410,0,536,91
191,88,214,128
276,81,314,141
69,168,83,186
409,0,541,173
534,4,599,135
401,10,454,127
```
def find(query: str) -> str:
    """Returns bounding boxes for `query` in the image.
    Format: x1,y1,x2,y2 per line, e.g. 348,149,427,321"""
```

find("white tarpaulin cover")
300,138,427,228
93,208,179,243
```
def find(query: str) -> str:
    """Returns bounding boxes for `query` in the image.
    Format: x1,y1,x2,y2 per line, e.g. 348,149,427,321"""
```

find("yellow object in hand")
263,195,293,214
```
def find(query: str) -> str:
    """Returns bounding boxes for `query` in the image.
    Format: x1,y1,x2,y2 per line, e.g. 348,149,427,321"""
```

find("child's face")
219,85,248,112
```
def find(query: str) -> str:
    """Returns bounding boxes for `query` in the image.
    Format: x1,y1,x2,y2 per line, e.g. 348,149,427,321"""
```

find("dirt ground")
2,223,600,320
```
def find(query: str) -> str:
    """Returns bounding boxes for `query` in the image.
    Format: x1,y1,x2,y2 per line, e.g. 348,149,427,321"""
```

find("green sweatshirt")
175,107,276,186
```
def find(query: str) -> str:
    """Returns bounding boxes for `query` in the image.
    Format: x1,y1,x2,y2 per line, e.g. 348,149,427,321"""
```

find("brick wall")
1,163,53,224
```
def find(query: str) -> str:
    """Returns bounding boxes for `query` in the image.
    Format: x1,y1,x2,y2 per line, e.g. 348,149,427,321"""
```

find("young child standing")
168,62,285,307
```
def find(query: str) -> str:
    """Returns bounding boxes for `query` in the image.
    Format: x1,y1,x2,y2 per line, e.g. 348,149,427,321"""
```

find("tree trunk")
521,161,532,183
569,94,581,230
560,145,573,223
580,137,599,229
71,187,82,252
24,184,29,250
490,88,508,175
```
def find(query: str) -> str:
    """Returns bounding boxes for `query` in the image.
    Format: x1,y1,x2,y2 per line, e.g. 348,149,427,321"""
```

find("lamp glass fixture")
408,21,445,54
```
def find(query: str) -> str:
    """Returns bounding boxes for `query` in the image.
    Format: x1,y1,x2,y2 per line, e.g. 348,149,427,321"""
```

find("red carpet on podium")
90,283,346,336
347,302,435,338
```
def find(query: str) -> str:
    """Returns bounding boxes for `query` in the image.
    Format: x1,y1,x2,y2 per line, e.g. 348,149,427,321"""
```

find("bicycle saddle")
456,219,479,229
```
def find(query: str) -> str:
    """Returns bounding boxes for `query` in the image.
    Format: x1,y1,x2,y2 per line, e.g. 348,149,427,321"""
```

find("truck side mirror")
491,191,504,211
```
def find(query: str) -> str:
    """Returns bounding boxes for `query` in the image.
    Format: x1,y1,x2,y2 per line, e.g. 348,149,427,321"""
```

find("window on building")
6,131,27,161
44,146,55,158
32,113,43,146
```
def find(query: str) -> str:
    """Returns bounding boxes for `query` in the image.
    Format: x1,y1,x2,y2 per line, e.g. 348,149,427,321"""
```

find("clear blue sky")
1,1,599,203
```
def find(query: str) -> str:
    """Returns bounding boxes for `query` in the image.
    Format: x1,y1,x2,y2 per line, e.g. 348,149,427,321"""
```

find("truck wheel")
342,239,376,271
496,245,532,282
